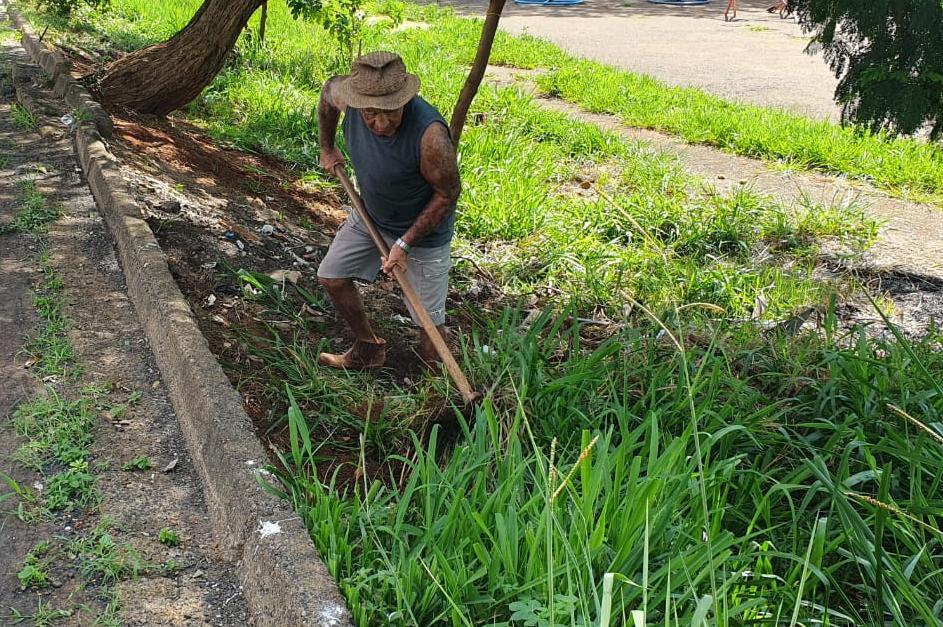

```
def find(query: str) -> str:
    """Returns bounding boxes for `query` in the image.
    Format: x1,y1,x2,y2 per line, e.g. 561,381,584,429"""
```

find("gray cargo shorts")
316,210,451,326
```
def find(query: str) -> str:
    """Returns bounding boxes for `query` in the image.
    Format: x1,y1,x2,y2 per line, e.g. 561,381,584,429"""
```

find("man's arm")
382,122,460,274
402,122,461,247
319,77,348,174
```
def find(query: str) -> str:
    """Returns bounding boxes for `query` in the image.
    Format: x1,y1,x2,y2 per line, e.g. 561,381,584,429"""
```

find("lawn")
14,1,943,625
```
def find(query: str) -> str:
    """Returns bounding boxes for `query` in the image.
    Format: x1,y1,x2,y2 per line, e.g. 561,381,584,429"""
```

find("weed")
0,180,60,235
10,103,37,130
13,389,95,469
0,154,10,168
163,559,180,574
17,541,53,590
46,459,97,511
92,596,121,627
71,106,94,124
8,599,72,625
158,527,180,547
69,521,149,584
121,456,151,471
127,389,142,405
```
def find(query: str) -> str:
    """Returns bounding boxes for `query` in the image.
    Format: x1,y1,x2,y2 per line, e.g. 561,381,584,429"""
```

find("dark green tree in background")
789,0,943,140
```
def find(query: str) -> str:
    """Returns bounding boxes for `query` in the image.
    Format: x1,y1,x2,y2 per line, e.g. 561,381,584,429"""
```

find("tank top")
342,96,456,248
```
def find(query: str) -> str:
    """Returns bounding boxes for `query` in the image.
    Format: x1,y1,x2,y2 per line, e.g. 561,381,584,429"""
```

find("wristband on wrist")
395,237,411,253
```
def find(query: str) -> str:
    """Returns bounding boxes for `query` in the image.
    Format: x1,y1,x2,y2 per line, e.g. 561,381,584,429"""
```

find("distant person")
725,0,788,21
316,51,461,369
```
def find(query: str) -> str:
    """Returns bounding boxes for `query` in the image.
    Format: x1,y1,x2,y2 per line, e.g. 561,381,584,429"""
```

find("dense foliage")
791,0,943,140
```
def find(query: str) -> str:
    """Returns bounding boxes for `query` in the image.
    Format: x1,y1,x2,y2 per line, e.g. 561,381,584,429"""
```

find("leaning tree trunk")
258,1,268,44
449,0,507,145
97,0,265,115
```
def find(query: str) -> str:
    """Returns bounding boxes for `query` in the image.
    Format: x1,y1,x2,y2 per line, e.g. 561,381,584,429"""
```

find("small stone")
192,569,205,579
717,174,726,180
158,200,182,213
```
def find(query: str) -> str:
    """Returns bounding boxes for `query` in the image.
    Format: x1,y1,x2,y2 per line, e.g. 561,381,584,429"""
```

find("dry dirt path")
0,32,248,626
447,0,841,120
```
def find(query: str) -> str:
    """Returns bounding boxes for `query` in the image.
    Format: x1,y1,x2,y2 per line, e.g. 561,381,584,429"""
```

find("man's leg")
402,242,451,366
319,277,378,342
419,325,448,365
316,214,385,369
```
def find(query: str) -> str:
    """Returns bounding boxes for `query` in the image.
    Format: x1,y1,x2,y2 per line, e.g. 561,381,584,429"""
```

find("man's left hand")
381,245,408,276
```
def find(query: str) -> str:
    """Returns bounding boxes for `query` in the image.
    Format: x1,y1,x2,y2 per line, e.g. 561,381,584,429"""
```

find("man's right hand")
320,147,345,177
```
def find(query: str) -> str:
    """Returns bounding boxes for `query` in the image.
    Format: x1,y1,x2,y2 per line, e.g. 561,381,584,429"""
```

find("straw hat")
336,51,420,110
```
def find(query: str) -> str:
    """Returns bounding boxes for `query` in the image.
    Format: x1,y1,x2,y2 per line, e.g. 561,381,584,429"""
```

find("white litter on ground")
258,520,282,538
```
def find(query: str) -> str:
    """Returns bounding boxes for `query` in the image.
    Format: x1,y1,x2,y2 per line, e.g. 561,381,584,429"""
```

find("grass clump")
17,541,53,590
13,389,103,511
1,180,61,235
10,102,38,130
69,520,149,584
25,253,76,377
8,599,73,626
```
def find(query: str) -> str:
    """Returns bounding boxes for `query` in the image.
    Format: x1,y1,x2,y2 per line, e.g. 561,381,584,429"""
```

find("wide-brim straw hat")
336,51,420,110
337,51,419,110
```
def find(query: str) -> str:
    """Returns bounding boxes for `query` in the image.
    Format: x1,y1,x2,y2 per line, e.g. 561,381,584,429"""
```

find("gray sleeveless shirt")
342,96,456,248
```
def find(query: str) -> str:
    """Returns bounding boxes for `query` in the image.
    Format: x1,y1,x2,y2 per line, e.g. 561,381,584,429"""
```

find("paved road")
448,0,841,120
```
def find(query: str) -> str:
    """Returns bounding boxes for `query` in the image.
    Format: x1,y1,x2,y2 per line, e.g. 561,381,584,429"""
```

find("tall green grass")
267,309,943,626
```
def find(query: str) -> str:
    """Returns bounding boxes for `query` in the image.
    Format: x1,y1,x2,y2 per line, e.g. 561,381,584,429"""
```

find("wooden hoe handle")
333,166,478,405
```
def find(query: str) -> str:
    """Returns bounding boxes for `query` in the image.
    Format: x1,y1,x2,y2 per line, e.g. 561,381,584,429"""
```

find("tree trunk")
449,0,507,145
259,1,268,44
97,0,265,115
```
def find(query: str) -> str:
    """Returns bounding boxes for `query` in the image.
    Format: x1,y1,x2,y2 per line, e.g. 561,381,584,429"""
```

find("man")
317,51,461,369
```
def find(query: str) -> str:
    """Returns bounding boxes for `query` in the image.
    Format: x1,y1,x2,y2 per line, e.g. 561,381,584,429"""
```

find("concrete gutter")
3,3,353,625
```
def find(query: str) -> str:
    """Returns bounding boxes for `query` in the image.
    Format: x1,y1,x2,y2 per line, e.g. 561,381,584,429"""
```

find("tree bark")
449,0,507,145
97,0,265,115
259,1,268,44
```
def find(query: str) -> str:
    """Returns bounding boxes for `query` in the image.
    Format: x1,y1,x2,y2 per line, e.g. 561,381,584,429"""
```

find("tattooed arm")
403,122,461,246
318,77,348,175
382,121,460,273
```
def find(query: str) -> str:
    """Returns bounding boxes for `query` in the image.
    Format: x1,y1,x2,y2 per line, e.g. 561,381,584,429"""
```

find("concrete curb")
7,4,113,139
3,4,353,625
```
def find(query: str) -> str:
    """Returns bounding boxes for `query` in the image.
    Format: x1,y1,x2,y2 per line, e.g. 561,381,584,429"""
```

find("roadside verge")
3,3,352,625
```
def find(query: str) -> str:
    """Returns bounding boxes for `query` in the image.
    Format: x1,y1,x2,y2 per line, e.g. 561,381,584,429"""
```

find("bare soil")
1,36,247,625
